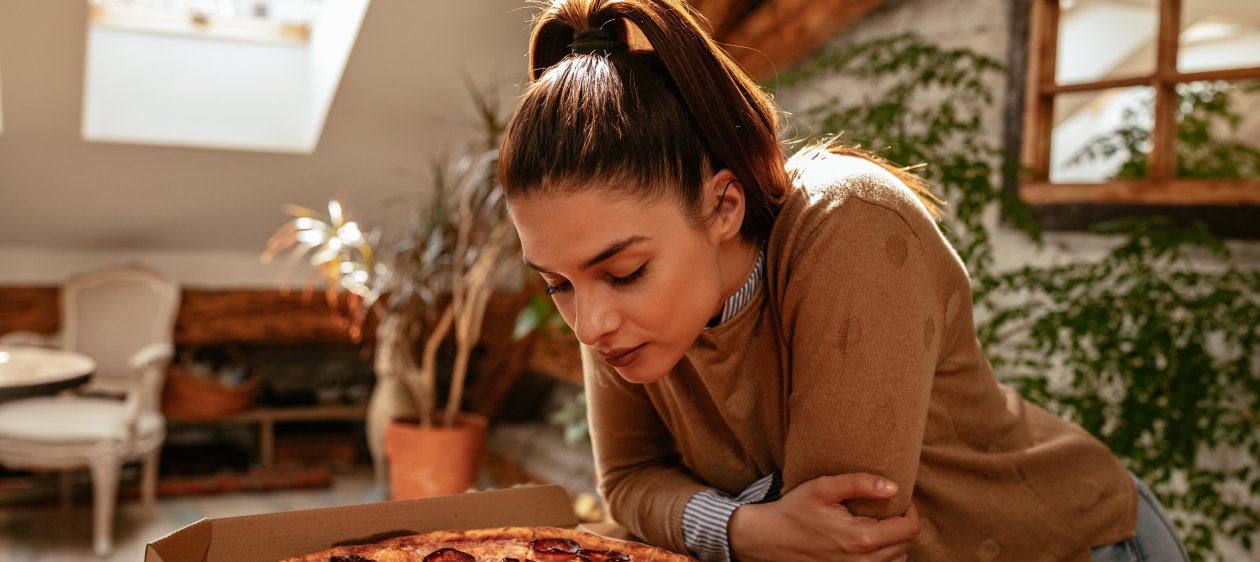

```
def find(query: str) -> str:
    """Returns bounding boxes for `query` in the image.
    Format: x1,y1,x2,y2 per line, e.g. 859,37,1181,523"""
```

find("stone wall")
773,2,1258,558
773,0,1260,271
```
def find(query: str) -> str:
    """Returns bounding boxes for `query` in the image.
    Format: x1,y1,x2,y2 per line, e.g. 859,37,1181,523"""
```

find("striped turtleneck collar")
706,244,766,329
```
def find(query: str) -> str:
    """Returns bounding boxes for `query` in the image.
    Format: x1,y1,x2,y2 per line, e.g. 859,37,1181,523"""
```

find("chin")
612,356,672,385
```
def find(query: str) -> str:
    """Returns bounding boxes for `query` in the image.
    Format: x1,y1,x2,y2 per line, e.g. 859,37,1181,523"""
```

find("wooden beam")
1021,180,1260,205
1148,0,1181,182
1164,65,1260,84
1042,65,1260,95
175,289,360,345
689,0,754,38
0,287,358,345
0,287,59,336
1043,74,1152,95
721,0,885,82
1021,0,1059,181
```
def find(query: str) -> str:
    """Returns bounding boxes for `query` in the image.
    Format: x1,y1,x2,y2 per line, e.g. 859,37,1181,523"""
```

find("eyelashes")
545,264,649,295
610,264,648,287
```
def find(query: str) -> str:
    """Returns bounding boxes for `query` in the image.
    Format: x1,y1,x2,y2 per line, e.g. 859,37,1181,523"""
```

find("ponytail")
500,0,939,238
501,0,788,241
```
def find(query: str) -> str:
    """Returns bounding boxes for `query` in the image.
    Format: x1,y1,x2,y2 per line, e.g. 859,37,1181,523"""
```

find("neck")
710,236,760,320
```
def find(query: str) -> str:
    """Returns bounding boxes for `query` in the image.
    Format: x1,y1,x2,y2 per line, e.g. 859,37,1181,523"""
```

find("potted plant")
262,89,517,498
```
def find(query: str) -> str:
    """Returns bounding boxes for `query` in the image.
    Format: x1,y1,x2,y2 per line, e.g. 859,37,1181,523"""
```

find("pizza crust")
279,526,695,562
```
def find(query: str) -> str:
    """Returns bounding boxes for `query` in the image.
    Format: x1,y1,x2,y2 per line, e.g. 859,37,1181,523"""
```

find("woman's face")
509,180,742,384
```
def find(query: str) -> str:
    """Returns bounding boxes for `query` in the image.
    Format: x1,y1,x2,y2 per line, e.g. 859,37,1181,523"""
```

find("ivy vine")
777,33,1260,561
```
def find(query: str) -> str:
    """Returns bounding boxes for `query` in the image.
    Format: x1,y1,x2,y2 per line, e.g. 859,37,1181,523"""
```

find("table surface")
0,345,95,399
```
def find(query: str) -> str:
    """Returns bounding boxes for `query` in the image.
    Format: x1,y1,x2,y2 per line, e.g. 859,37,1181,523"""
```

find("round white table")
0,345,95,400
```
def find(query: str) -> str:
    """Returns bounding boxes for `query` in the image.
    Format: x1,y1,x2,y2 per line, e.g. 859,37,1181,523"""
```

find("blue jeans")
1091,474,1189,562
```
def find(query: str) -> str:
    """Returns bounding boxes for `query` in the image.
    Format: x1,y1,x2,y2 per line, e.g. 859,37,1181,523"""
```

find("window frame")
1016,0,1260,210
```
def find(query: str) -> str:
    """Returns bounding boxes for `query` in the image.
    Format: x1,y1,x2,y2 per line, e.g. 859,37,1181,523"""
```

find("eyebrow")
524,235,650,275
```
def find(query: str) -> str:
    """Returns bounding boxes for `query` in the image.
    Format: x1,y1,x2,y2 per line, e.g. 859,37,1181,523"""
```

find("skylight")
80,0,368,153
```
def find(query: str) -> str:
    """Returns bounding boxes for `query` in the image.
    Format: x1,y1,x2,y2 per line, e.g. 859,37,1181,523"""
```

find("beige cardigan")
583,152,1137,561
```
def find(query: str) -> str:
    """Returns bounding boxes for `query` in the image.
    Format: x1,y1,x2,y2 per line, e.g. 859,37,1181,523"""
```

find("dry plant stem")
442,222,513,428
417,304,455,429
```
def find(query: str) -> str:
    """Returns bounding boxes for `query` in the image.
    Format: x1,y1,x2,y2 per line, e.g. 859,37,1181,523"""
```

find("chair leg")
88,455,120,557
59,469,73,513
141,450,160,516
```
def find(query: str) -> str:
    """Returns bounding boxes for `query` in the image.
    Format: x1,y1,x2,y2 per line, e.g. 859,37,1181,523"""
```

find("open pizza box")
144,485,617,562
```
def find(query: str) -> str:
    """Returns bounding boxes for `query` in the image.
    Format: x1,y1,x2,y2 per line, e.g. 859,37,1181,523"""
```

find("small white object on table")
0,345,95,400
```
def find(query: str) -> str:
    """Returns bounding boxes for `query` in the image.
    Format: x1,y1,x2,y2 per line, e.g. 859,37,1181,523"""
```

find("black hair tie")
570,27,627,55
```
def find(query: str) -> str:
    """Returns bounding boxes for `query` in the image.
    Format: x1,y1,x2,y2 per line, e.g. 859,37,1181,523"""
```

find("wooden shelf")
169,403,367,470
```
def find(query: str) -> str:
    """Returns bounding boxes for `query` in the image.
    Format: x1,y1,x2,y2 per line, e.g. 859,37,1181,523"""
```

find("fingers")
872,501,921,545
858,519,916,562
835,524,915,561
869,541,914,562
809,473,899,502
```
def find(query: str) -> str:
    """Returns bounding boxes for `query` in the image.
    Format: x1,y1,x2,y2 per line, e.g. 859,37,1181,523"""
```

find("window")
81,0,368,154
88,0,319,42
1017,0,1260,232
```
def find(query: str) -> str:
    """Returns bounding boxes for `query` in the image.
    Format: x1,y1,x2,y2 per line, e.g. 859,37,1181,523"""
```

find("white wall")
0,246,290,288
0,0,532,287
307,0,371,148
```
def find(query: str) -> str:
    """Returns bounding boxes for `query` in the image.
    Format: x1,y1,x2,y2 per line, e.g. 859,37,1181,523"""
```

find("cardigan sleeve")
779,192,943,521
681,472,782,562
582,344,710,554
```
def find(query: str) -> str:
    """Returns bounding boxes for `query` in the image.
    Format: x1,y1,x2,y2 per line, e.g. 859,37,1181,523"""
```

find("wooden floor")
0,468,378,562
0,422,599,561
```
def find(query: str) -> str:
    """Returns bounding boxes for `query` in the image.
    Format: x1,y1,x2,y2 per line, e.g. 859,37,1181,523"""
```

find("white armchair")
0,265,179,556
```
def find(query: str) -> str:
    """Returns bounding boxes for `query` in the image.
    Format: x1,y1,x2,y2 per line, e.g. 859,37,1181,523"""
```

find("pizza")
279,526,698,562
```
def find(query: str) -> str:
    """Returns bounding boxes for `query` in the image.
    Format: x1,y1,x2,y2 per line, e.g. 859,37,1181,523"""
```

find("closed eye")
545,280,572,295
610,264,648,287
544,263,648,295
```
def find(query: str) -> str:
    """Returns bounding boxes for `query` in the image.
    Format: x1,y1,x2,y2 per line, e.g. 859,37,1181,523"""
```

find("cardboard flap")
146,519,211,562
196,485,577,562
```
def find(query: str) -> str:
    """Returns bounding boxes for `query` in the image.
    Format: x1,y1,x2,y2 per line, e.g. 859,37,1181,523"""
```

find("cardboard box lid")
146,485,579,562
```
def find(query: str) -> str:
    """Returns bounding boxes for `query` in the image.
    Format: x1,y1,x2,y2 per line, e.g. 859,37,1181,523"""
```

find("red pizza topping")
583,550,630,562
531,538,582,554
423,548,477,562
534,555,592,562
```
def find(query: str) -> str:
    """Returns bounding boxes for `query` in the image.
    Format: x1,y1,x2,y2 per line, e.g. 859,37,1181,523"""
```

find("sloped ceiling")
0,0,881,261
691,0,886,81
0,0,532,253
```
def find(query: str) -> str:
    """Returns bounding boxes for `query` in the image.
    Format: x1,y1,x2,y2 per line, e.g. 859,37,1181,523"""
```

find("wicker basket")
162,366,259,421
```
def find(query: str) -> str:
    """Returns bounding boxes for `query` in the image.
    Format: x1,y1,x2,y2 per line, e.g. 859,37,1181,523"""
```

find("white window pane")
1050,86,1154,183
1057,0,1158,85
1173,80,1260,179
1179,0,1260,74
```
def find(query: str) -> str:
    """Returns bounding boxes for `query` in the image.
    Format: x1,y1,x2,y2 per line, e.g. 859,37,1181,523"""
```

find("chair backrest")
61,266,181,395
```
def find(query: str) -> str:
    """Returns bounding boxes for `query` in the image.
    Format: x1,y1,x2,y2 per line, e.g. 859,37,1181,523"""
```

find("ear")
705,169,745,244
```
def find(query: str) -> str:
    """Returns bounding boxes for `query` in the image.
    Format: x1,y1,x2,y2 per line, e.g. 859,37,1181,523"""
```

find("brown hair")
499,0,938,242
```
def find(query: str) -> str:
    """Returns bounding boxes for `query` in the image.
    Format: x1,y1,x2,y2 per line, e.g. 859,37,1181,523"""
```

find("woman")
498,1,1189,561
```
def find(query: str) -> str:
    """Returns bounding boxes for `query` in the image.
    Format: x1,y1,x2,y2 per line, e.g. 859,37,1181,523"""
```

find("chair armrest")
0,331,61,348
130,342,175,371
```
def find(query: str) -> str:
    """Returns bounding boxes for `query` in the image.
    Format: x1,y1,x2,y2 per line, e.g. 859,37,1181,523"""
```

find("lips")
599,343,646,368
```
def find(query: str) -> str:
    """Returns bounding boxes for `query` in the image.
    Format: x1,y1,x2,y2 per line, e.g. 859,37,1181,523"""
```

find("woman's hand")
728,473,920,562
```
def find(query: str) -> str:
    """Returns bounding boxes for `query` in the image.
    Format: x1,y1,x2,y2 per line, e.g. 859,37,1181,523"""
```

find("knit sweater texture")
582,151,1138,561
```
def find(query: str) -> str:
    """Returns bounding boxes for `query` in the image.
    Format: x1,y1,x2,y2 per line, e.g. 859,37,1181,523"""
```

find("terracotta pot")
384,412,488,499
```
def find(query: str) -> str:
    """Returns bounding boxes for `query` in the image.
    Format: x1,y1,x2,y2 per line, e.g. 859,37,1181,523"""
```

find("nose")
571,288,619,346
